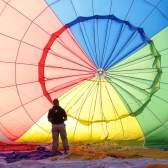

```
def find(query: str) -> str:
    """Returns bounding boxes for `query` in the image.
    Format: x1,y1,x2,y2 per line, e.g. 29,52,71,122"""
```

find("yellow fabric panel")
17,78,144,143
59,78,131,122
17,78,144,142
17,115,144,143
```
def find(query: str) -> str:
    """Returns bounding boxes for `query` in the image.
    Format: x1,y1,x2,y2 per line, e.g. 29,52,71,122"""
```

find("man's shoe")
64,150,70,155
52,150,62,155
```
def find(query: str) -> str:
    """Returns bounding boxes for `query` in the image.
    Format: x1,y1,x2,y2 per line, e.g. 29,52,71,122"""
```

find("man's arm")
48,108,53,122
62,109,67,121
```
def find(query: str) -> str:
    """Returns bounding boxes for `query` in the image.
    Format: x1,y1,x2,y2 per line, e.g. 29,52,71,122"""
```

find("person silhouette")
48,99,69,154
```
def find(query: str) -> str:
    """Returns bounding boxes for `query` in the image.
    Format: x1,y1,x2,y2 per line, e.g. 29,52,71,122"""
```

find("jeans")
52,123,69,152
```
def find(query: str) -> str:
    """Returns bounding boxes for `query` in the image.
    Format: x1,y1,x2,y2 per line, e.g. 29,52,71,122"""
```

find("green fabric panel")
106,41,161,116
144,122,168,148
136,27,168,147
106,27,168,147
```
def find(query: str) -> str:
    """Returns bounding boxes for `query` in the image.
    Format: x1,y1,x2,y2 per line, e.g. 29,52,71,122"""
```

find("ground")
0,141,168,168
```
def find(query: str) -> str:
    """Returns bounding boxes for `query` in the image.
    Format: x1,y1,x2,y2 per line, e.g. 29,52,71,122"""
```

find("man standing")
48,99,69,154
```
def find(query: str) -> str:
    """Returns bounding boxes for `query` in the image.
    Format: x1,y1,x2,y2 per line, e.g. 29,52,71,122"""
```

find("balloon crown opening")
96,68,106,79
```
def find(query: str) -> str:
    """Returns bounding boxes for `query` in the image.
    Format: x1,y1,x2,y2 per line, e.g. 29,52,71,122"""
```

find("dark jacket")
48,105,67,124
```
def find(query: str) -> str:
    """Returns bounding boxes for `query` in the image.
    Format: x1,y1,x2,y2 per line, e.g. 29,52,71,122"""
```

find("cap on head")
53,99,59,106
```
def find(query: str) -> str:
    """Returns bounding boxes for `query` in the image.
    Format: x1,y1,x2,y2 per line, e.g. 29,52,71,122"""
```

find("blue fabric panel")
159,0,168,18
125,1,153,26
142,10,168,37
93,0,112,15
45,0,168,38
69,21,97,66
44,0,168,69
102,25,147,69
68,16,148,69
47,0,77,23
101,20,122,68
71,0,93,16
80,20,95,60
146,0,160,5
96,19,110,67
111,0,134,20
105,33,147,69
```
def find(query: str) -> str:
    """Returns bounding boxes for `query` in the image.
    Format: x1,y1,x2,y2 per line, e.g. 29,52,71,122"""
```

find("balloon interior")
0,0,168,148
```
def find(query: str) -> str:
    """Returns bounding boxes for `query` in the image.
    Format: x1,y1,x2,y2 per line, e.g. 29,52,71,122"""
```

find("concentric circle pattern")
0,0,168,147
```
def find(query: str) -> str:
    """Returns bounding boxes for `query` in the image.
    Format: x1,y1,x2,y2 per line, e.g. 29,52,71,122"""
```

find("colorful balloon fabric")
0,0,168,147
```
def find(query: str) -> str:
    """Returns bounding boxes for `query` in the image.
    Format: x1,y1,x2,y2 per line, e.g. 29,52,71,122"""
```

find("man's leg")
52,125,59,152
59,124,69,152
